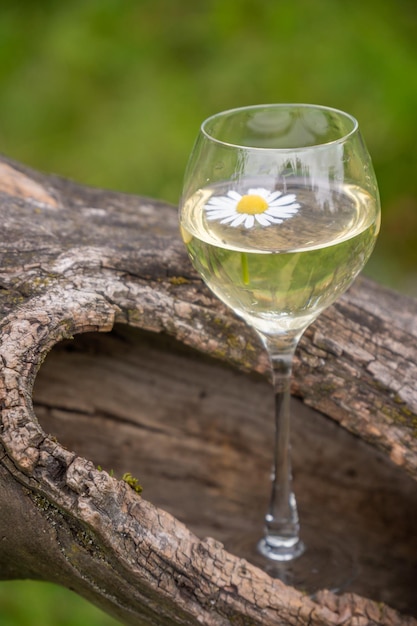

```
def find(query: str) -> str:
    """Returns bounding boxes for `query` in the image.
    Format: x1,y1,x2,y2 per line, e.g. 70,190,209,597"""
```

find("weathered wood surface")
0,155,417,625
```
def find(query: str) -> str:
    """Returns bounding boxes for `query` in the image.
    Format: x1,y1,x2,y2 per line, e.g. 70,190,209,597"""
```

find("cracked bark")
0,155,417,625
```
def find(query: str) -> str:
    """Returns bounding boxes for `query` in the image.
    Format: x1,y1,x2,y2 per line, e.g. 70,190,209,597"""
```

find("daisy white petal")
229,213,247,228
244,215,255,228
255,213,273,226
267,190,285,201
247,187,270,198
205,210,235,219
206,206,238,216
206,214,228,221
206,209,239,220
266,208,299,219
269,194,298,207
220,214,240,224
227,190,243,200
270,203,300,215
229,213,248,227
207,197,237,207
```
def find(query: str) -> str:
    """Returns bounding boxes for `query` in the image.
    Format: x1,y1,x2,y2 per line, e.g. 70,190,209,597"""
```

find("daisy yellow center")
236,194,269,215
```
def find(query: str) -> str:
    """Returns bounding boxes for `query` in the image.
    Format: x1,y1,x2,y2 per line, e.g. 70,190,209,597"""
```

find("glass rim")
200,103,359,151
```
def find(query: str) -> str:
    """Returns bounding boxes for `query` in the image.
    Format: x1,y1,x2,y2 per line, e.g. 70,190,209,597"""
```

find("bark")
0,156,416,625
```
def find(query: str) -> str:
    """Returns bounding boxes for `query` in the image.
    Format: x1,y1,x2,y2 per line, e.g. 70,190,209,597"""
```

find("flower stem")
241,253,250,285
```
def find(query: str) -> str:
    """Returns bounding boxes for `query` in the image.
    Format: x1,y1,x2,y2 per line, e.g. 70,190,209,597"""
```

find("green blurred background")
0,0,416,624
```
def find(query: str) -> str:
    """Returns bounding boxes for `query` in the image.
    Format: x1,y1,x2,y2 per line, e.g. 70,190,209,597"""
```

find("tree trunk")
0,156,416,625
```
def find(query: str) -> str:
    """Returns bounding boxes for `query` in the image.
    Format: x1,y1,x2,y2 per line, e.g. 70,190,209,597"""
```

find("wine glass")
179,104,380,590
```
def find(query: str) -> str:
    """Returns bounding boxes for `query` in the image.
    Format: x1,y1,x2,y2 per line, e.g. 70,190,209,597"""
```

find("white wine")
180,180,380,334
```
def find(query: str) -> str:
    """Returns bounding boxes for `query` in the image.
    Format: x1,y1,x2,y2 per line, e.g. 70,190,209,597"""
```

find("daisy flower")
204,187,300,229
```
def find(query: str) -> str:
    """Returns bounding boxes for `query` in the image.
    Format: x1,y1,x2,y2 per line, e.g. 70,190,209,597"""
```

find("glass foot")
257,536,305,562
227,524,357,594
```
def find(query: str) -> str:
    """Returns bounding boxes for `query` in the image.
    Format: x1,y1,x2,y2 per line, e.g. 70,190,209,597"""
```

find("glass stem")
257,331,305,562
